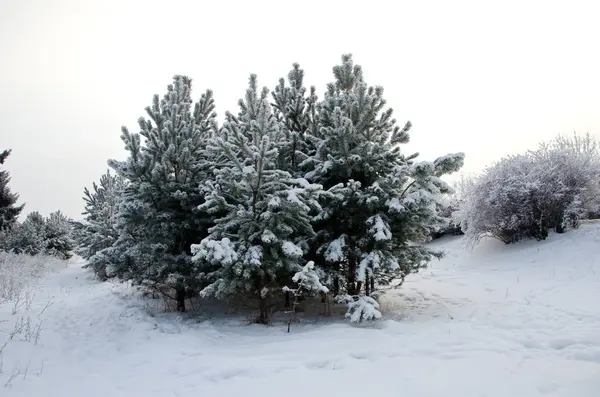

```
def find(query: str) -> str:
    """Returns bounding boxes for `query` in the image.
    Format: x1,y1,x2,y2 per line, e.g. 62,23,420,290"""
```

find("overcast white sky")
1,0,599,220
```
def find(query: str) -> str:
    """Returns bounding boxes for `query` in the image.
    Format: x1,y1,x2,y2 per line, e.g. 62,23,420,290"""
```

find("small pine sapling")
335,294,382,324
283,261,329,332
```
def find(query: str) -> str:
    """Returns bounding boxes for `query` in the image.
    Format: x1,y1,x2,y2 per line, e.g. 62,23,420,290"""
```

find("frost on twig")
9,317,43,345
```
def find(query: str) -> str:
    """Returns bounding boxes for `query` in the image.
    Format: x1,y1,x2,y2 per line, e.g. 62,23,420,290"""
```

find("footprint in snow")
349,351,374,361
305,359,333,369
207,367,251,382
537,382,560,394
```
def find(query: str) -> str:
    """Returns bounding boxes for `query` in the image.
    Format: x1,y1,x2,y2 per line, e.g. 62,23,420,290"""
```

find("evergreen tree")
9,211,46,255
105,75,218,311
44,210,75,260
9,211,74,259
306,54,464,297
192,75,324,323
0,150,24,231
73,170,126,279
287,260,329,296
271,64,320,176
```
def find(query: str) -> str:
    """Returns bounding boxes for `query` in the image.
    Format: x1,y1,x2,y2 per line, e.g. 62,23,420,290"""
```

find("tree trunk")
347,255,357,295
258,295,269,324
333,277,340,296
96,265,107,281
356,281,363,296
175,283,186,313
365,272,370,296
370,273,375,295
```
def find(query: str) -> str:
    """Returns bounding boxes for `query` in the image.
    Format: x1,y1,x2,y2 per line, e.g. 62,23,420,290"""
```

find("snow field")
1,223,600,396
0,253,68,387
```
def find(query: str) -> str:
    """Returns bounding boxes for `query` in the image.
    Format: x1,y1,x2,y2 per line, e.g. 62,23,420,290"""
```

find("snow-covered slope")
2,222,600,396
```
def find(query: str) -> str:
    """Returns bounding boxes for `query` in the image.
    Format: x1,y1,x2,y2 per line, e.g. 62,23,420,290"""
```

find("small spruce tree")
73,170,126,279
44,210,75,260
0,150,24,231
9,211,46,255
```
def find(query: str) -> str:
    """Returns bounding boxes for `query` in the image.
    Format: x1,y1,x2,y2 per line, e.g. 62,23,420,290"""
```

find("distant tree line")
0,150,74,259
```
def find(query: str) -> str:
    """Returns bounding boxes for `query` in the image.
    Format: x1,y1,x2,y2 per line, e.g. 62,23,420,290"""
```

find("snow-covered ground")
2,223,600,396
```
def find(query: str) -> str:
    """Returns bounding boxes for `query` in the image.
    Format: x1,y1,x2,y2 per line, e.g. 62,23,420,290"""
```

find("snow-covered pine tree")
288,260,329,296
8,211,46,255
271,63,320,175
44,210,75,260
192,75,324,324
282,261,329,330
307,54,464,300
106,76,218,311
73,170,126,279
0,150,24,231
9,211,74,259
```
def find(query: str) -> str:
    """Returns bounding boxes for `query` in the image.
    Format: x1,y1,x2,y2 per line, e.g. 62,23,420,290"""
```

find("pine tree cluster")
2,210,75,259
75,55,464,323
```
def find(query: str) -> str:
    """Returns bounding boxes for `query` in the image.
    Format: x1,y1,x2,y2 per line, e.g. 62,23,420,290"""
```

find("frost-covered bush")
533,133,600,225
457,155,536,244
458,133,600,244
0,251,64,303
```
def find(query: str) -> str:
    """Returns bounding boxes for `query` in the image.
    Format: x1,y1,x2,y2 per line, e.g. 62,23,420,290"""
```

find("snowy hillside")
2,222,600,396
